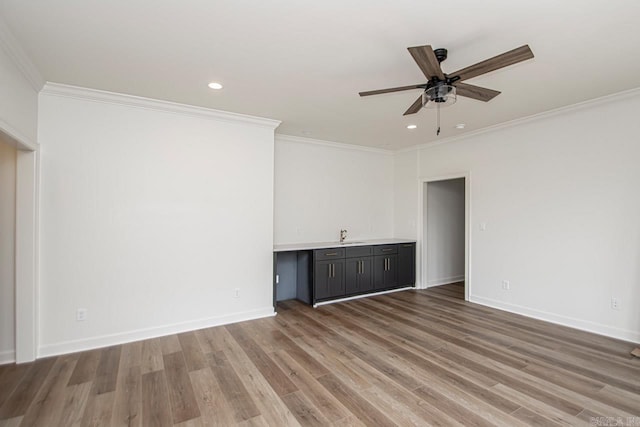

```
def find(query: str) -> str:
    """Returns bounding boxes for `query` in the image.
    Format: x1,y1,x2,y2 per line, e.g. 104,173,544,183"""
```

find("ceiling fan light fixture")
423,84,456,108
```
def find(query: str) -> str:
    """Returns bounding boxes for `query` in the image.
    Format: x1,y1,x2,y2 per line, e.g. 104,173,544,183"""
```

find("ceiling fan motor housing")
434,48,448,63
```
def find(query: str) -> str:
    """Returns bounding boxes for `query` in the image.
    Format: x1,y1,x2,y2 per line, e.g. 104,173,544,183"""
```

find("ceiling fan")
359,44,534,133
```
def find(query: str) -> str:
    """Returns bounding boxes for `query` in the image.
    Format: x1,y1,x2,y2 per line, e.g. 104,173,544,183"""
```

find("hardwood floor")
1,285,638,426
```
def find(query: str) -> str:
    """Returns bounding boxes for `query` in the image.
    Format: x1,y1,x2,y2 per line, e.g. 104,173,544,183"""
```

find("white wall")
0,19,41,146
0,139,16,363
37,84,280,356
393,149,421,287
0,19,41,363
393,150,419,239
274,135,393,244
395,90,640,342
426,178,465,286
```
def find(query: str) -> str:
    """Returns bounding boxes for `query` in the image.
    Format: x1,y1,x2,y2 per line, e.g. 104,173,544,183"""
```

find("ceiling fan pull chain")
436,103,441,136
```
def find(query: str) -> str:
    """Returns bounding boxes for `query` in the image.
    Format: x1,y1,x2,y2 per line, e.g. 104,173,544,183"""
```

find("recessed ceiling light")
208,82,223,90
407,124,417,129
455,123,466,129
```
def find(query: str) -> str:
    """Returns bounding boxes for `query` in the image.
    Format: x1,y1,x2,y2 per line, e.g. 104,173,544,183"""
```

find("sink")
339,241,364,245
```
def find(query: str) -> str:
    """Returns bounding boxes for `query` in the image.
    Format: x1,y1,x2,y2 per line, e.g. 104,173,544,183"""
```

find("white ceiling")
2,0,639,150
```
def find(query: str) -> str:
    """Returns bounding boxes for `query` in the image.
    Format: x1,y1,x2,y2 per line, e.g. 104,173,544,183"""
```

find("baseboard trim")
0,349,16,365
314,287,414,308
427,275,465,287
38,307,276,358
470,294,640,344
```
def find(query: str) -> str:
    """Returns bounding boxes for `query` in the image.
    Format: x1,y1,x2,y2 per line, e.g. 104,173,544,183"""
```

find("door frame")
418,172,471,301
0,125,39,363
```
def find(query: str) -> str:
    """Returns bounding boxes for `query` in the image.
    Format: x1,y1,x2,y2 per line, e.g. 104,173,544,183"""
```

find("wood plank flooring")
1,283,639,426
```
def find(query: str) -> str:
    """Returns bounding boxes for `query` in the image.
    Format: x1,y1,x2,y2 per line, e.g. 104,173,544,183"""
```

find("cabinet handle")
331,263,335,278
402,244,412,247
384,258,387,271
325,252,338,256
382,248,393,252
359,260,362,274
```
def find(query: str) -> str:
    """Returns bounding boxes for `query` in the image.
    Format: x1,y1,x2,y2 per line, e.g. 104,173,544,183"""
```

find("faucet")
340,229,348,243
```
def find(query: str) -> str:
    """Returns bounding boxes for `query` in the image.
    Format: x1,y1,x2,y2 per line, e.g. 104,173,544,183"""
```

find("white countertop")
274,238,416,252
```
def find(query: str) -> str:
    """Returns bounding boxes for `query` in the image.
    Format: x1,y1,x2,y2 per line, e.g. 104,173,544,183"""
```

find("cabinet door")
314,260,345,301
358,257,373,294
397,243,416,286
345,257,373,295
373,255,398,290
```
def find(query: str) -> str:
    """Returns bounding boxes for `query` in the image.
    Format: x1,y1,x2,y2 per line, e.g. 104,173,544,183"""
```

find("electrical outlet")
502,280,510,290
76,308,87,321
234,288,240,298
611,297,620,310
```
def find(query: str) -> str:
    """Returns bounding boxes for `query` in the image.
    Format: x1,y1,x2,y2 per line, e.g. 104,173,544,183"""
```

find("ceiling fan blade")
454,82,501,102
403,95,424,116
359,84,425,97
450,45,534,82
407,45,445,80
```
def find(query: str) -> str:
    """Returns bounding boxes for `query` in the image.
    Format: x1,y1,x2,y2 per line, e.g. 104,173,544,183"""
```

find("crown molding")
276,134,392,155
0,117,38,150
399,85,640,153
0,17,44,91
41,83,282,130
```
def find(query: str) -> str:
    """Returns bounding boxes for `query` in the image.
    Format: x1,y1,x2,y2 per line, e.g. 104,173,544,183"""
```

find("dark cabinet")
314,259,345,300
374,253,397,290
397,243,416,286
311,242,414,304
373,245,398,291
345,257,373,295
345,245,373,296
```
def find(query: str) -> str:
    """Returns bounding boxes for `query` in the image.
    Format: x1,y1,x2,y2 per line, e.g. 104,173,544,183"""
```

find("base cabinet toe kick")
274,241,416,307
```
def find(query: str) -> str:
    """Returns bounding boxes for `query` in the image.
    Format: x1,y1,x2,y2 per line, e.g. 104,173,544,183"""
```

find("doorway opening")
0,136,16,364
0,127,38,363
422,176,468,300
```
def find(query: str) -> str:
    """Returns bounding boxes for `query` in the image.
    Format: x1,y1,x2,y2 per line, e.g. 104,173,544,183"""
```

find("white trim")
470,294,640,344
0,117,38,150
313,287,414,307
15,150,38,363
398,86,640,153
40,83,282,130
418,173,471,302
38,307,276,358
0,17,44,91
0,350,15,365
426,275,465,287
276,134,393,155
